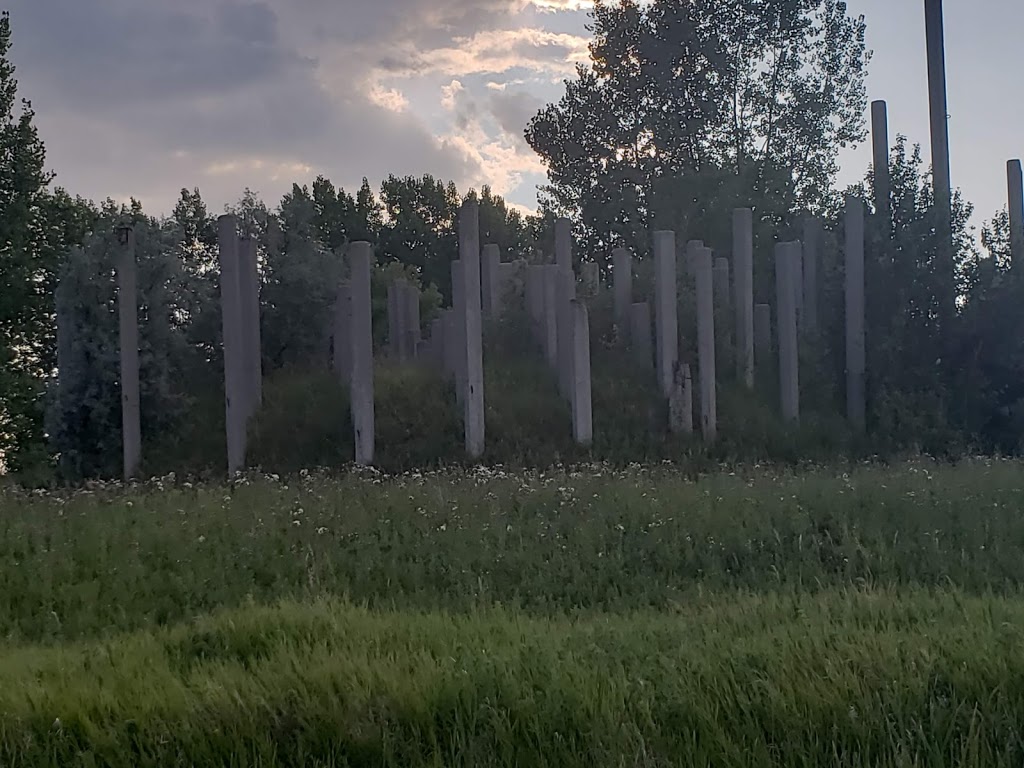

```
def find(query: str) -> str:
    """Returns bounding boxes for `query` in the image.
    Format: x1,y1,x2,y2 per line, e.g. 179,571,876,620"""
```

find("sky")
7,0,1023,231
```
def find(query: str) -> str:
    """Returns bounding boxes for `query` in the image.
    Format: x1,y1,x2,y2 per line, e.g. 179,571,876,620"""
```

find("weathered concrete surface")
754,303,772,373
845,196,866,432
238,237,262,415
542,265,559,369
733,209,754,389
570,300,593,446
556,266,576,400
333,283,351,383
653,230,678,397
694,247,717,441
612,248,632,346
482,244,501,319
451,260,467,405
459,201,485,459
801,217,821,333
1009,159,1024,268
669,361,693,435
349,242,375,466
117,226,141,480
217,215,246,475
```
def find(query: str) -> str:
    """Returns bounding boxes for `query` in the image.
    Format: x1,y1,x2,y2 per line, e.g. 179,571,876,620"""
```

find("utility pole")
924,0,954,327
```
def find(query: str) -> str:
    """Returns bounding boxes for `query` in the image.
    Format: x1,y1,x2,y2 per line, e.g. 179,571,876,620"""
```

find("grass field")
3,458,1024,765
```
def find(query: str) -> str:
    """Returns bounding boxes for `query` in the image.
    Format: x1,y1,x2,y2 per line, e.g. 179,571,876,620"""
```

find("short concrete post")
238,237,262,415
775,243,800,424
348,242,375,465
669,362,693,435
630,302,654,371
845,196,866,431
459,201,485,459
802,218,821,333
694,247,717,441
557,266,576,400
733,209,754,389
1009,159,1024,268
217,215,246,475
333,283,351,383
754,303,772,372
482,244,500,319
117,226,141,480
570,300,593,446
612,248,632,346
542,265,559,369
653,230,678,397
451,260,467,405
580,262,599,299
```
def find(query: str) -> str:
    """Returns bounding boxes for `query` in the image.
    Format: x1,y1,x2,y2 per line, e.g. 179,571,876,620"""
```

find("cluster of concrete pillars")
386,279,422,363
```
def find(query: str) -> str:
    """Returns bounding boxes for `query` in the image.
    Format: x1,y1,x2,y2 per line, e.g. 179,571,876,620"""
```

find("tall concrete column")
570,300,593,446
733,209,754,389
713,256,731,363
402,282,421,360
754,303,772,373
387,280,402,360
925,0,954,327
442,309,458,382
238,236,262,416
541,265,559,369
348,242,375,466
871,100,892,227
526,265,544,328
669,362,693,435
694,247,717,441
555,218,573,272
580,262,599,299
218,215,246,475
845,196,866,432
612,248,632,346
429,317,445,370
802,218,821,334
333,283,351,384
117,226,141,480
653,230,678,397
451,260,467,405
459,201,485,459
630,302,654,371
775,243,800,424
482,244,501,319
557,266,576,399
1009,159,1024,268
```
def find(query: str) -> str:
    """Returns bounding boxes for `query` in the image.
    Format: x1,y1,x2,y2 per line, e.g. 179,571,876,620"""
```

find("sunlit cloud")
441,80,465,111
366,83,410,113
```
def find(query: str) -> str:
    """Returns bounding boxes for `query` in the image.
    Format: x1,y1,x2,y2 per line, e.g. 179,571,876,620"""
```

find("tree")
526,0,870,264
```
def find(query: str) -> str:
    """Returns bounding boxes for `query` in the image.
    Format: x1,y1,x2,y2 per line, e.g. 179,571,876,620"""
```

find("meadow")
2,458,1024,765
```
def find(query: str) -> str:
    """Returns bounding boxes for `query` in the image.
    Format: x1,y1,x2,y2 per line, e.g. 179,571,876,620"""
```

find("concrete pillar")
713,256,731,365
333,283,351,384
442,309,459,382
348,242,375,466
694,247,717,441
542,266,559,370
580,262,599,299
429,317,445,370
238,237,262,415
733,209,754,389
459,201,485,459
630,302,654,371
754,303,772,372
482,244,500,319
116,226,141,480
526,265,544,328
775,243,800,423
1009,159,1024,268
218,216,247,474
872,100,892,227
845,196,866,432
451,260,467,405
792,240,804,324
653,230,678,398
669,362,693,435
802,218,821,333
557,266,576,400
570,300,593,446
612,248,632,346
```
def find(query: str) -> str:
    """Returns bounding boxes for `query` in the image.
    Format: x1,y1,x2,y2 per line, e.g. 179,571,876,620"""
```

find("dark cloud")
488,89,544,143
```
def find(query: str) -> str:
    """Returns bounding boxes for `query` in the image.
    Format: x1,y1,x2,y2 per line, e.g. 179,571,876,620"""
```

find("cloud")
5,0,588,214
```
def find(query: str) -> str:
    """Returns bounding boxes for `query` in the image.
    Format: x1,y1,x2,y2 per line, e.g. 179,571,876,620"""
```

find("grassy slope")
3,593,1024,766
4,460,1024,764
